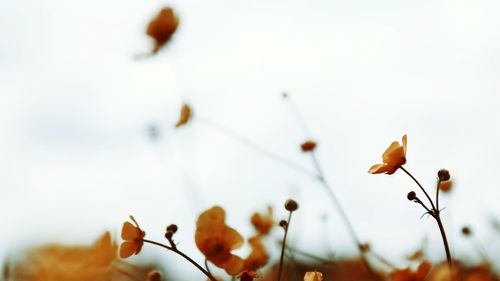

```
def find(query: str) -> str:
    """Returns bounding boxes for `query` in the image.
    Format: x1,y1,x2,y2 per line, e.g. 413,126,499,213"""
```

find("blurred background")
1,0,500,279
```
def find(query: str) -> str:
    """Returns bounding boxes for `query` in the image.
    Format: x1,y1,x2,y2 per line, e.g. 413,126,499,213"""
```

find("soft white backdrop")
1,0,500,279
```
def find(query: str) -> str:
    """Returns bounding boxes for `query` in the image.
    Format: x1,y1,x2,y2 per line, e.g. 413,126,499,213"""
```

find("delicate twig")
142,239,217,281
277,211,293,281
400,167,436,211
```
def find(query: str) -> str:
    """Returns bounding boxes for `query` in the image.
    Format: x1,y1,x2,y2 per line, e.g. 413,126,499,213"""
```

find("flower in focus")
250,206,274,235
146,7,179,54
304,271,324,281
243,235,268,271
175,103,193,128
195,206,244,275
369,134,407,175
301,140,317,152
120,216,146,259
390,261,431,281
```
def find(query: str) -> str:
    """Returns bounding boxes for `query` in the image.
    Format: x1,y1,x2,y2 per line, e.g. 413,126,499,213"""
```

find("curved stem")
277,211,293,281
436,179,441,211
435,217,453,269
400,167,436,211
142,239,217,281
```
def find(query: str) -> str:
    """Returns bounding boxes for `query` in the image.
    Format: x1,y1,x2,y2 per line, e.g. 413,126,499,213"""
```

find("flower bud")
279,220,288,229
438,169,450,181
407,191,417,201
461,226,472,236
148,271,162,281
166,224,178,234
284,199,299,212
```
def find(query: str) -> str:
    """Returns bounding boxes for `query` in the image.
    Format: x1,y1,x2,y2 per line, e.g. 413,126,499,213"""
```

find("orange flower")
120,216,145,259
369,134,407,175
146,7,179,54
195,206,244,275
175,103,193,128
304,271,324,281
243,235,268,271
390,261,431,281
250,206,274,235
301,140,317,152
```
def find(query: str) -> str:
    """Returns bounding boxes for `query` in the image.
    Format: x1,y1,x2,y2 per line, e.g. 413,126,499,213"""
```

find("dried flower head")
239,270,259,281
195,206,244,275
390,261,431,281
284,199,299,212
438,169,450,181
304,271,324,281
175,103,193,128
462,226,472,236
146,7,179,54
369,135,407,175
148,270,162,281
120,216,145,258
301,140,317,152
250,206,274,235
407,191,417,201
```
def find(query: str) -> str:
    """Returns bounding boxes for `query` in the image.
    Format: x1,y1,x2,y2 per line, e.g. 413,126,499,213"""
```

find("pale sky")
2,0,500,279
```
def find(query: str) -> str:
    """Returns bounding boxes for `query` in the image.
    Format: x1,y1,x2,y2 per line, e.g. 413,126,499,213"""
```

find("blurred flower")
426,262,455,281
195,206,244,275
301,140,317,152
369,134,407,175
8,232,117,281
239,270,259,281
243,235,268,271
439,180,453,192
251,206,274,235
390,261,431,281
304,271,324,281
120,216,145,258
146,7,179,54
175,103,193,128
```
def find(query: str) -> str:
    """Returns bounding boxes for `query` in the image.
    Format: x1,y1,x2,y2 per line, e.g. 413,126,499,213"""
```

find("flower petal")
218,254,244,276
121,222,140,240
402,134,407,155
120,241,138,258
222,227,244,250
369,164,393,174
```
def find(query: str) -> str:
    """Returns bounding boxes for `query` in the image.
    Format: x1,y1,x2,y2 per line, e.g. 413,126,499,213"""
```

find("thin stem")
279,241,333,264
204,259,212,276
277,211,293,281
400,167,436,211
414,197,433,217
435,217,453,269
197,116,318,179
142,239,217,281
436,179,441,211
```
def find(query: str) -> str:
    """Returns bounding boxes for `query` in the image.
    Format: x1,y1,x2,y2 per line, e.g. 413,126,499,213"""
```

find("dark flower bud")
279,220,288,229
407,191,417,201
166,224,178,234
284,199,299,212
438,169,450,181
461,226,472,236
359,243,370,253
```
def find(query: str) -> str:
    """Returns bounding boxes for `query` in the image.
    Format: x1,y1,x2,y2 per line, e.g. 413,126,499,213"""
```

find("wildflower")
120,216,145,258
239,270,259,281
390,261,431,281
243,235,268,271
369,134,407,175
146,7,179,54
195,206,244,275
304,271,324,281
301,140,317,152
250,206,274,235
175,103,193,128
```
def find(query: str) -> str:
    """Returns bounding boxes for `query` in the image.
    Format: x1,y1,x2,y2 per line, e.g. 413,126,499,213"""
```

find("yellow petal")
369,164,392,174
120,241,138,258
402,134,407,155
222,227,244,250
175,103,192,128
